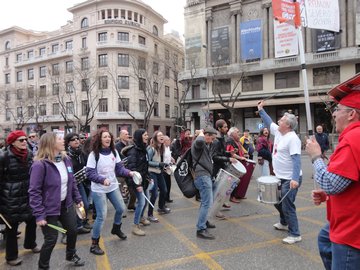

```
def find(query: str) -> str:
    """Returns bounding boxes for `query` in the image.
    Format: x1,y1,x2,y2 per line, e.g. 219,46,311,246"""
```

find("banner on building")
240,20,262,62
312,29,340,52
272,0,301,27
304,0,339,32
274,19,298,58
185,35,202,67
211,26,230,66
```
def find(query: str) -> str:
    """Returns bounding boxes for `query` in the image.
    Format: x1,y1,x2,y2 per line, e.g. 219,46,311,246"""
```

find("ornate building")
0,0,184,137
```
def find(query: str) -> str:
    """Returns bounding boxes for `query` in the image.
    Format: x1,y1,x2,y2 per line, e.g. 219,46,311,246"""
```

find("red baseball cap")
338,91,360,110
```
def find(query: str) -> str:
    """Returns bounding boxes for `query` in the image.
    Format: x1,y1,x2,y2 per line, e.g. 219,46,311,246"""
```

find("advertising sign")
240,20,262,62
274,19,298,58
211,26,230,66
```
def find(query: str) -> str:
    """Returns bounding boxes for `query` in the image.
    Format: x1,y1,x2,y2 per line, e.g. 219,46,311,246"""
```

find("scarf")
10,145,28,164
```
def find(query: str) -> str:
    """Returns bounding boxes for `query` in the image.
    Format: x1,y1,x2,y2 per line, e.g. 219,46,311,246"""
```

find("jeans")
194,175,213,231
274,177,302,237
148,172,167,216
38,204,78,269
5,216,37,261
134,189,146,225
76,182,89,229
318,223,360,270
92,188,124,239
164,173,172,201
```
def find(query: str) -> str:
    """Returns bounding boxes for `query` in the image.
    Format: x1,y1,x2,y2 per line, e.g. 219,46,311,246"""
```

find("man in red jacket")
306,91,360,270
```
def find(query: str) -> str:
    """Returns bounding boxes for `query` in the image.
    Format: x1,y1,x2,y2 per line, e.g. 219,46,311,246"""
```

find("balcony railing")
14,50,73,67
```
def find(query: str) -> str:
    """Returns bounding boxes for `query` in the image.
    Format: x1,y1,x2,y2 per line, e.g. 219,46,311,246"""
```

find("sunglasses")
79,137,85,140
17,138,28,143
70,137,79,142
28,135,36,139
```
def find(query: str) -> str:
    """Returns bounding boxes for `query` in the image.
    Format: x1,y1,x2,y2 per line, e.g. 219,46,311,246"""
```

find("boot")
111,223,127,240
132,224,145,236
90,238,104,255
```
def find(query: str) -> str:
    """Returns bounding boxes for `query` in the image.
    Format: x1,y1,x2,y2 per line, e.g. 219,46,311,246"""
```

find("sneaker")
282,236,302,244
196,229,215,240
140,218,150,226
222,202,231,209
215,213,226,220
273,223,288,231
66,253,85,267
31,246,41,253
157,207,171,215
147,216,159,223
230,197,241,203
132,225,145,236
7,258,22,266
77,227,91,234
206,221,216,229
83,222,93,230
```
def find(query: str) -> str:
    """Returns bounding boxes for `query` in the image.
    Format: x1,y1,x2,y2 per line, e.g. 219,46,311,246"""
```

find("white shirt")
54,161,68,201
270,122,302,180
87,151,121,193
163,145,172,164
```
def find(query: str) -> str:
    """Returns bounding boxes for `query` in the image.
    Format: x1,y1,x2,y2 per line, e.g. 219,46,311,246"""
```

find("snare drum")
226,161,246,179
256,176,281,204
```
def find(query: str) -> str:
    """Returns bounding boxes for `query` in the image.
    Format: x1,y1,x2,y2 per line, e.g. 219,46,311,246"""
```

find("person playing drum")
257,100,302,245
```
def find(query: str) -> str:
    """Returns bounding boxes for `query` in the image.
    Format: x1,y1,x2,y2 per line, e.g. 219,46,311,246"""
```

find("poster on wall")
240,20,262,62
211,26,230,66
185,35,202,67
274,19,298,58
312,29,340,52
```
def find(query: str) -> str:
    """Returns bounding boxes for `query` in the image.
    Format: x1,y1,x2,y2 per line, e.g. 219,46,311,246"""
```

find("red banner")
272,0,301,27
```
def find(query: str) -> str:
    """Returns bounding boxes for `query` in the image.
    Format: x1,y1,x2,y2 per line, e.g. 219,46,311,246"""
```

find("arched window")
153,25,158,36
81,18,89,29
5,41,11,50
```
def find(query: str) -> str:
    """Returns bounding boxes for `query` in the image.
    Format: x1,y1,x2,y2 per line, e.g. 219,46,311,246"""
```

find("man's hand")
312,189,327,205
103,179,111,186
37,220,47,226
290,180,299,189
229,158,237,164
76,202,84,208
305,136,322,159
257,100,264,111
128,171,134,177
136,186,143,192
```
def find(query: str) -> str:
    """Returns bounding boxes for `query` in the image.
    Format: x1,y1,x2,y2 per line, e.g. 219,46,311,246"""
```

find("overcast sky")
0,0,185,38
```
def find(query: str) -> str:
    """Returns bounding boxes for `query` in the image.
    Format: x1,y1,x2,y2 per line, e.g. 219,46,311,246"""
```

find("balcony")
95,111,145,120
14,50,73,67
96,40,148,52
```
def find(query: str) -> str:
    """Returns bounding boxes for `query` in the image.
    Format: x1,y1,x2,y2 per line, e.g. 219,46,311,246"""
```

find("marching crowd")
0,94,359,269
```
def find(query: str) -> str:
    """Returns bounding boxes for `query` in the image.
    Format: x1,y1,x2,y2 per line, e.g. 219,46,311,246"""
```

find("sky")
0,0,185,38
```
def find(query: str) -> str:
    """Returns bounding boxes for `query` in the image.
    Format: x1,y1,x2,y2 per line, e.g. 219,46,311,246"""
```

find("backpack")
174,147,208,198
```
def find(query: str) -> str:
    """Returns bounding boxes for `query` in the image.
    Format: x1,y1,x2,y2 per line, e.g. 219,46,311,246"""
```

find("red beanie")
6,130,27,145
339,91,360,109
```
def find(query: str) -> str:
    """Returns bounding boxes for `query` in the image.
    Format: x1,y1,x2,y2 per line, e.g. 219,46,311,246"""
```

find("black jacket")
212,135,231,177
0,146,34,223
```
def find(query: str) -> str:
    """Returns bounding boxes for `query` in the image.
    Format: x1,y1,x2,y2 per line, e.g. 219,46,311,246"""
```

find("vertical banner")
356,1,360,45
274,19,298,58
304,0,340,32
211,26,230,66
312,29,340,52
240,20,262,62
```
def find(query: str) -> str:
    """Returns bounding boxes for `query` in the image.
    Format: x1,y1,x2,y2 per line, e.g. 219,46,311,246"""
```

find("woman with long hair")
147,130,170,222
29,132,85,269
0,130,39,266
86,129,134,255
256,127,273,176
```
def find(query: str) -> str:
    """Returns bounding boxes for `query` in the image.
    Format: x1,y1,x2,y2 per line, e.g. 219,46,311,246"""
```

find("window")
118,98,130,111
28,68,34,80
82,79,90,91
165,104,170,118
16,71,23,82
81,18,89,28
66,61,73,73
165,86,170,97
39,66,46,78
28,106,35,117
153,62,159,75
118,54,129,67
165,49,170,60
82,37,87,49
27,50,34,59
81,57,89,70
39,85,46,97
81,100,89,115
65,40,73,50
138,57,146,70
99,98,108,112
66,102,74,114
173,53,178,66
66,81,74,93
138,35,146,45
154,43,158,55
139,78,146,91
17,89,23,100
98,54,108,67
213,79,231,94
5,73,10,84
28,87,34,98
121,9,126,19
39,47,46,56
39,104,46,116
53,103,60,115
154,102,159,116
52,83,59,95
153,26,158,36
98,32,107,42
174,106,179,118
118,76,129,89
128,11,132,20
165,67,170,79
192,85,200,99
5,91,10,101
17,107,23,118
153,82,159,94
134,12,138,22
5,57,8,66
114,9,119,19
16,53,22,62
118,32,129,42
5,109,11,121
52,63,59,75
313,66,340,86
99,76,108,89
52,44,59,53
242,75,263,92
139,99,146,112
174,88,179,100
5,41,11,50
275,71,299,89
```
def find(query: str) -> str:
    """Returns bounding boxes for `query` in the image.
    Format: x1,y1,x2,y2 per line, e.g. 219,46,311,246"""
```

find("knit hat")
339,91,360,109
6,130,27,145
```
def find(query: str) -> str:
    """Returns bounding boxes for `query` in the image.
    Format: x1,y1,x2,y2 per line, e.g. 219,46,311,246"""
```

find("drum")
256,176,281,204
226,161,246,179
208,169,240,218
75,207,86,220
232,159,256,199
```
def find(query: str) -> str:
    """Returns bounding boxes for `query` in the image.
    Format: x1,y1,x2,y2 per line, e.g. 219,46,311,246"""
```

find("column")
340,1,347,48
230,12,237,64
206,7,213,67
262,2,271,59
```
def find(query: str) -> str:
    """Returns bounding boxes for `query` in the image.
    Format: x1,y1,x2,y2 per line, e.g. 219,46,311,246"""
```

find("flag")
304,0,340,32
272,0,301,27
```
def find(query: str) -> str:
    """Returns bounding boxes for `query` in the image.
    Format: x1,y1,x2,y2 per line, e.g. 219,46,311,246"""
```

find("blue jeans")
92,188,124,239
274,177,302,237
194,175,213,231
148,172,167,216
318,223,360,270
76,182,89,229
134,189,146,225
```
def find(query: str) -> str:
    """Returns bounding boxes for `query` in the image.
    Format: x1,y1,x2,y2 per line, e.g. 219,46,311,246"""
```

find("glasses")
17,138,28,143
28,135,36,139
79,137,85,140
70,137,79,142
332,106,353,113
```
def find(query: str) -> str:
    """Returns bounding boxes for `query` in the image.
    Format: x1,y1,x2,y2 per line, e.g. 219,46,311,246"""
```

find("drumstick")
142,192,155,209
47,224,67,234
0,214,12,229
256,91,284,114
